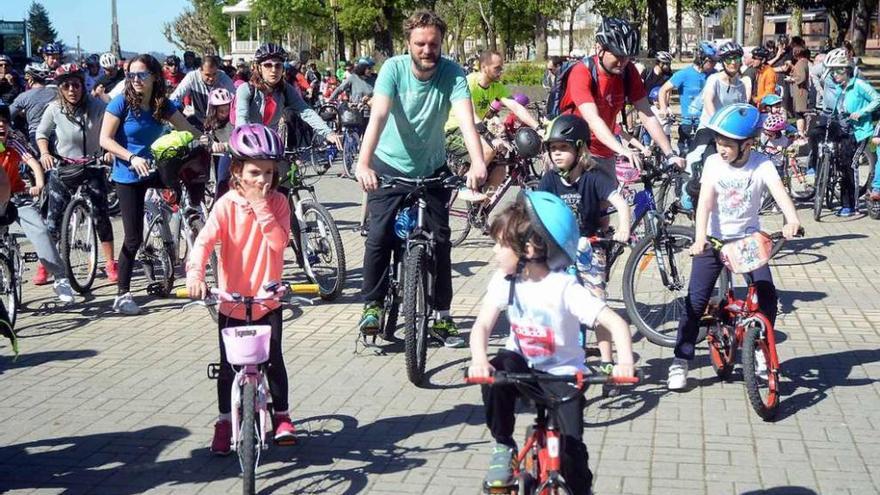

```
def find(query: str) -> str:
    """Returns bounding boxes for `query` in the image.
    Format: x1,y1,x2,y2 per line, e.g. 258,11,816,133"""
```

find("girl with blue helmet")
667,103,802,391
467,190,635,493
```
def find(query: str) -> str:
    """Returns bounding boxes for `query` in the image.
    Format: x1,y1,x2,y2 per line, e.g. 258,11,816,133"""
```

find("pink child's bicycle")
177,281,319,495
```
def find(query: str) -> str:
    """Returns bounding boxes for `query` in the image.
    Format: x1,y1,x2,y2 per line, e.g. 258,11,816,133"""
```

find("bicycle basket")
340,109,363,127
221,325,272,365
318,105,338,122
55,163,87,189
719,232,774,274
154,145,210,188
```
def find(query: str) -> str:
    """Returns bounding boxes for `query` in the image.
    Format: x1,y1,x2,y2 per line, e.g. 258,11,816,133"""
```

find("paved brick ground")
0,168,878,495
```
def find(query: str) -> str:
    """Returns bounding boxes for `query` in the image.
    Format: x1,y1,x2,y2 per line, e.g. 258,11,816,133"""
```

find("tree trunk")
829,7,851,45
748,2,764,47
337,29,346,62
349,37,357,60
535,12,548,62
675,0,683,60
852,0,870,55
374,6,395,57
647,0,669,54
790,7,803,37
568,5,577,55
477,1,497,52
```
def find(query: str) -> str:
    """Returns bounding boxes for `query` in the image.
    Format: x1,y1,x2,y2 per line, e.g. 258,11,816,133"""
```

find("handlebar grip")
464,376,496,385
174,288,191,299
289,283,321,295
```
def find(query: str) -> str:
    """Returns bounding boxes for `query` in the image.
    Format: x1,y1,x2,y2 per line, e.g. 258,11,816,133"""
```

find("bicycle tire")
742,321,779,421
380,261,400,341
858,145,875,198
0,254,18,327
402,244,430,386
60,198,98,294
622,225,706,348
447,189,472,247
142,215,174,296
105,172,120,216
190,218,219,322
813,155,830,221
300,199,347,301
342,129,360,177
240,380,258,495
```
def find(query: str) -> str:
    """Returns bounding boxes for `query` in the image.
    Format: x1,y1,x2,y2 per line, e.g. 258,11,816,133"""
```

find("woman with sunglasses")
823,48,880,217
99,54,202,315
234,43,341,189
36,64,118,284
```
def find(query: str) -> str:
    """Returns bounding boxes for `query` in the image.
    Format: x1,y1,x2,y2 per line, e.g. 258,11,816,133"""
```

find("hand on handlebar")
620,148,642,171
356,164,379,192
669,155,686,170
326,132,343,150
467,361,495,380
465,161,488,191
612,363,636,379
782,222,802,240
186,279,208,300
39,154,57,171
612,226,631,244
689,237,707,257
130,156,152,178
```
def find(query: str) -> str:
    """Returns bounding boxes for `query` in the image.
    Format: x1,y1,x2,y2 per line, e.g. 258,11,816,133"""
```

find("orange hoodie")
755,65,778,106
187,189,291,320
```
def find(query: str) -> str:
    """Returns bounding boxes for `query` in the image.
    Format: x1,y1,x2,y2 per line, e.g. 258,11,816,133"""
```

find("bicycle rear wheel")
300,199,346,301
622,225,706,347
742,321,779,421
402,245,430,386
857,145,875,198
60,198,98,294
0,254,19,327
240,380,258,495
141,216,174,296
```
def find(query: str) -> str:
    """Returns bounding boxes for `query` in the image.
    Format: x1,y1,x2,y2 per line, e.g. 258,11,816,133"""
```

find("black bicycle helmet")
544,115,590,151
340,108,363,127
751,46,771,61
165,55,181,67
595,17,640,57
514,127,542,159
717,41,744,59
255,43,288,63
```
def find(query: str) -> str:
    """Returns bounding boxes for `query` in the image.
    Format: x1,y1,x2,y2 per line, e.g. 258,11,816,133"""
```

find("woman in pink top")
186,124,293,456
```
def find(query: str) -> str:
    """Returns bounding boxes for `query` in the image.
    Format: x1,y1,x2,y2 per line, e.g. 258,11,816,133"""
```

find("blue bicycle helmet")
648,86,661,103
760,94,783,107
522,191,578,271
697,41,717,61
707,103,761,141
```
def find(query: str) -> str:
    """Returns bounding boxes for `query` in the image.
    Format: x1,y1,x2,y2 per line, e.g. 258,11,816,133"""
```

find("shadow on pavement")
776,289,827,314
776,348,880,421
741,487,818,495
0,349,98,372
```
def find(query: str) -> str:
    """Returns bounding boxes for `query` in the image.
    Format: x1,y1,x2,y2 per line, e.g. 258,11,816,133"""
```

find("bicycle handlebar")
174,283,321,302
464,370,640,387
379,174,464,190
707,228,805,251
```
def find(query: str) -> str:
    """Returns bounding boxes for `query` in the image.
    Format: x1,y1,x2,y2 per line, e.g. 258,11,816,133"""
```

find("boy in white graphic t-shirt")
667,104,802,391
467,191,635,494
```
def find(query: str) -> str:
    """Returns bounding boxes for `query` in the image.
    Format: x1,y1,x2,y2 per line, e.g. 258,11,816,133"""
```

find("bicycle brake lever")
288,296,315,306
182,300,208,311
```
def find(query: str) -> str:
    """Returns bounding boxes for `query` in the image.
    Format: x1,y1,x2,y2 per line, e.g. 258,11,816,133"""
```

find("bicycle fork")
230,369,272,467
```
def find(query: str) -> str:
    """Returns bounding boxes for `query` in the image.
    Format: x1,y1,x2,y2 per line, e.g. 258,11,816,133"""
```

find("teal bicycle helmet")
522,191,578,271
760,94,783,107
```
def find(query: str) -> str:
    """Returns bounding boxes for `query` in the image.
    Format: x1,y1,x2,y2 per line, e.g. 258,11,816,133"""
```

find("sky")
5,0,191,56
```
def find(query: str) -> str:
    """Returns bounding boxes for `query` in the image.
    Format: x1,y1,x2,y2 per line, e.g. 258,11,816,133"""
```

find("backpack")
545,55,631,121
229,82,290,126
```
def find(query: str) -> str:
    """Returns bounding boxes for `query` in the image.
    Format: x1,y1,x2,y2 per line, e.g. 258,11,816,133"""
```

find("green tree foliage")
27,1,57,54
163,0,221,55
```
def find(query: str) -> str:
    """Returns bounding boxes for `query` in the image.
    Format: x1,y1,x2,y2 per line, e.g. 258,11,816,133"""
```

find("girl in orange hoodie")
186,123,293,456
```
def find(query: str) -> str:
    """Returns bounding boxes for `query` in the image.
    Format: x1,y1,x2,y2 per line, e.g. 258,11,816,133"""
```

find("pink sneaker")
273,415,297,445
32,263,50,286
210,420,232,456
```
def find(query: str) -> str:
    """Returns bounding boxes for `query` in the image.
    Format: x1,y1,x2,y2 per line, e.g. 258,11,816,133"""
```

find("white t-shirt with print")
701,151,780,240
485,270,606,375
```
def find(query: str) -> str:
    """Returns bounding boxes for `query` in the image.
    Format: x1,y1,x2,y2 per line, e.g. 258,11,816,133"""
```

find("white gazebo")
222,0,295,62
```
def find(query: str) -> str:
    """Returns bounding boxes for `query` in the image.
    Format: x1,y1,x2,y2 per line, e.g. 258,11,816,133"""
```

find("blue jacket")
832,76,880,141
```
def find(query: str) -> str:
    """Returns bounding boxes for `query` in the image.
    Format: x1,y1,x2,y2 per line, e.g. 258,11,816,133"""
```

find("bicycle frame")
719,276,781,384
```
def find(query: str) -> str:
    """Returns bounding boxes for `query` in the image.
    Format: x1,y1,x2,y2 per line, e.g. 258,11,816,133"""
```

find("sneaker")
52,278,76,304
870,189,880,201
105,260,119,282
32,263,50,286
210,420,232,456
273,415,297,445
432,317,465,348
667,357,689,391
484,444,515,489
754,350,769,381
113,292,141,315
836,207,855,218
358,302,381,334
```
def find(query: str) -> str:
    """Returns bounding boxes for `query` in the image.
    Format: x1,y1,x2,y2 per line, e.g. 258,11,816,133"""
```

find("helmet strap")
505,255,547,306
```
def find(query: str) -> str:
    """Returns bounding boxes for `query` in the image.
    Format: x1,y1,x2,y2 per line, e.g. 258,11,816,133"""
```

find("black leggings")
217,308,288,414
115,175,205,294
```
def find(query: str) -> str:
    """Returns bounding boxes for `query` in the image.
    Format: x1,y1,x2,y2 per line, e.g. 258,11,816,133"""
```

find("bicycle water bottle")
394,207,417,240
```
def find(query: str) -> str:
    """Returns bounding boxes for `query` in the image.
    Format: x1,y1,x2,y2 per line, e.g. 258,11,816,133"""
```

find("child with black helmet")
468,191,635,494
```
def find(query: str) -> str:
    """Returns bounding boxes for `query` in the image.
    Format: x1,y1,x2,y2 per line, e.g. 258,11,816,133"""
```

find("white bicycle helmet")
99,52,118,70
655,51,673,64
824,48,853,69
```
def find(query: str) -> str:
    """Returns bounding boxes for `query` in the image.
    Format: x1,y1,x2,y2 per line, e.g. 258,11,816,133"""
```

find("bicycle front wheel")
141,216,174,296
0,253,19,327
622,225,704,347
402,245,430,386
742,321,779,421
60,198,98,294
447,188,472,247
342,129,360,177
300,199,346,301
813,156,830,221
240,380,258,495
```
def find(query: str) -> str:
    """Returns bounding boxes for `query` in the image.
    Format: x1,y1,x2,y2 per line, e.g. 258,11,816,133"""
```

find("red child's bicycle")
466,370,639,494
703,228,803,421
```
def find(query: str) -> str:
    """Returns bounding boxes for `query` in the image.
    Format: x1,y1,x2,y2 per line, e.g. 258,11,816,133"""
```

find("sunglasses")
723,56,742,64
260,62,283,70
832,68,848,75
60,81,82,90
127,71,152,81
0,63,8,67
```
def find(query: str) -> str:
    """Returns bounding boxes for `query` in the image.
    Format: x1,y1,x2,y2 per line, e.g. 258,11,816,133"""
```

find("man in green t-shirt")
446,49,540,198
354,10,488,345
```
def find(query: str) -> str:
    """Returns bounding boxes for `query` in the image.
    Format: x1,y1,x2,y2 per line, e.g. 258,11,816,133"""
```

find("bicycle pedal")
206,363,221,380
23,252,38,263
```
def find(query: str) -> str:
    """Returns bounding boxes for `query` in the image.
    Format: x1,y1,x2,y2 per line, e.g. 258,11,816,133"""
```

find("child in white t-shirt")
467,191,635,493
667,104,801,391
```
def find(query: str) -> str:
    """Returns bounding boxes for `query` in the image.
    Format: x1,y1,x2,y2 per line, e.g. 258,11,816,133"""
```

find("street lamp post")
330,0,339,65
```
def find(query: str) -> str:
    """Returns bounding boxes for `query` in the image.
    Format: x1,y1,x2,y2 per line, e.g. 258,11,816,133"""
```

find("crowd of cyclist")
0,8,873,494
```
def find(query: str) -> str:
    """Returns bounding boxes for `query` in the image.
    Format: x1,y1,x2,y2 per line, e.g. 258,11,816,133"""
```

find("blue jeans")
872,146,880,191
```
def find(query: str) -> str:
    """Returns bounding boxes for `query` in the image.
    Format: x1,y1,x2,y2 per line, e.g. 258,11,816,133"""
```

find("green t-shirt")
445,72,510,131
373,55,470,177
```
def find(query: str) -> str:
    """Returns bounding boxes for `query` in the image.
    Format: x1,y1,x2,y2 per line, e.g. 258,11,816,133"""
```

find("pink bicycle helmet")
228,124,284,161
209,88,233,106
762,113,787,133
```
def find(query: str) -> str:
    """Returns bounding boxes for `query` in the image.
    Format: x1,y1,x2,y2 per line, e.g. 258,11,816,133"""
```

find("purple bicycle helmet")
512,93,530,106
228,124,284,161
